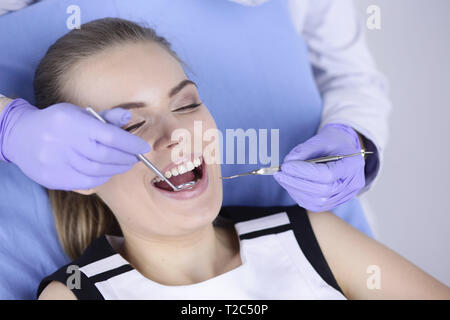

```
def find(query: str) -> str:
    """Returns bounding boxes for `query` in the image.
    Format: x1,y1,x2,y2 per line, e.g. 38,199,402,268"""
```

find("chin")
167,187,223,232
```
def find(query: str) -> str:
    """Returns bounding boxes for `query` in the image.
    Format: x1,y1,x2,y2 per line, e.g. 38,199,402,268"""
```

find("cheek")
96,165,168,233
95,166,149,215
100,166,141,194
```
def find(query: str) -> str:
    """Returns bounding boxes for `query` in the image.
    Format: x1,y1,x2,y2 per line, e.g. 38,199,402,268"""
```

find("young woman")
36,18,449,300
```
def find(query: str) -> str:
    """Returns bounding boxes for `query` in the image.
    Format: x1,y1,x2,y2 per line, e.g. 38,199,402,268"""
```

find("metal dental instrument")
221,150,374,180
85,106,195,192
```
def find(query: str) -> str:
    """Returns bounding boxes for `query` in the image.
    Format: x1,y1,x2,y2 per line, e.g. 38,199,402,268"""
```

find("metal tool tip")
174,181,197,191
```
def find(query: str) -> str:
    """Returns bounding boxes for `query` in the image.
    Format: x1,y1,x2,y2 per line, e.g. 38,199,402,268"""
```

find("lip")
148,155,209,200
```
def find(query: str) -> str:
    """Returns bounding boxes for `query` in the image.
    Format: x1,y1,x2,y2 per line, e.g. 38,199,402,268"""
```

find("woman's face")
65,41,223,238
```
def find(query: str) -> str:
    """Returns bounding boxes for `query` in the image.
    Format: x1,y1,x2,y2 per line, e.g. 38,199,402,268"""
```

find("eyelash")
174,102,202,112
124,102,202,132
124,120,146,132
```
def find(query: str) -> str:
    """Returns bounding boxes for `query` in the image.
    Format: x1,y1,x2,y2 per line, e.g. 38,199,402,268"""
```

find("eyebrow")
109,79,197,110
169,79,197,98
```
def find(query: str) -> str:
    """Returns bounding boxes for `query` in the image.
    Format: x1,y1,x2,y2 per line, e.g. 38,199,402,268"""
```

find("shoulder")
306,210,342,233
306,210,364,247
305,209,371,259
38,281,77,300
36,235,114,300
305,210,450,299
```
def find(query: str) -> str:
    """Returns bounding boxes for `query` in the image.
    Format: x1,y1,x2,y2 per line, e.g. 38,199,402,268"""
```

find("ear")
72,189,96,196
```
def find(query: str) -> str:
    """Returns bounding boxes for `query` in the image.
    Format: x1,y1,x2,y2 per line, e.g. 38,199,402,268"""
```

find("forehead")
64,41,186,111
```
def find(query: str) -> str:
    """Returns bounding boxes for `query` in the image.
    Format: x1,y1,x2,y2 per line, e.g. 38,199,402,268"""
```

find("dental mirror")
175,180,197,191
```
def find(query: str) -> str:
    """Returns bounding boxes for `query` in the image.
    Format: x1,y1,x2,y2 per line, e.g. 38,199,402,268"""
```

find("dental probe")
221,150,374,180
85,106,195,192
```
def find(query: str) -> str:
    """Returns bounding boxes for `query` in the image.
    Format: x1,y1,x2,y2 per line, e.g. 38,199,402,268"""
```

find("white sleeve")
296,0,392,193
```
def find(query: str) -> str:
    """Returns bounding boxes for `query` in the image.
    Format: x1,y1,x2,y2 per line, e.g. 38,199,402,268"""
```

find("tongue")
154,170,196,191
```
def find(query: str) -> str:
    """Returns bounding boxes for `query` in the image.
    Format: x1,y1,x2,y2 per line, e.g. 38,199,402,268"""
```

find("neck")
119,224,239,285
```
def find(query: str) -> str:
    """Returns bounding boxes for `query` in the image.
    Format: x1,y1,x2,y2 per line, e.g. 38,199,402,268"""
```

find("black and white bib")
37,206,346,300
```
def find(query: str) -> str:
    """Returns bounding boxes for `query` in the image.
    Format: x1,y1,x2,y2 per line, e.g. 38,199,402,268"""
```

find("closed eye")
124,120,146,132
123,103,202,132
174,102,202,112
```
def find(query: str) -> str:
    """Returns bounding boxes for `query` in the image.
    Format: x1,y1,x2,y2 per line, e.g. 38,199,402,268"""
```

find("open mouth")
152,156,204,192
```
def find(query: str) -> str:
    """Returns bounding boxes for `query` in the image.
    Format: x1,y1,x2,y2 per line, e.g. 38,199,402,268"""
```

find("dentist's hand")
273,123,365,212
0,98,150,190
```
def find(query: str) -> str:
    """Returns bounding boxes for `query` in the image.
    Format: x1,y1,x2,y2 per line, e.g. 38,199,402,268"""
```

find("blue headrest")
0,162,69,299
0,0,370,299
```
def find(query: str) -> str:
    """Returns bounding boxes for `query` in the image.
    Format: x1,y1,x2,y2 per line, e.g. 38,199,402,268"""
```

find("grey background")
354,0,450,286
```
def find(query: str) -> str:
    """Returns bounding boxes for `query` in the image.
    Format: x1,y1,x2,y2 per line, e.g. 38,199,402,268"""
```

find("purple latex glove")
273,123,365,212
0,98,150,190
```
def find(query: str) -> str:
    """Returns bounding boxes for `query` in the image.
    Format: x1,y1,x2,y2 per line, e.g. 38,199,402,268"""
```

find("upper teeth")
152,156,202,184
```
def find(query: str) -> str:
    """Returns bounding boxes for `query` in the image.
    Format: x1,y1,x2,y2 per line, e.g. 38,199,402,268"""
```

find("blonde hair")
34,18,181,259
48,191,121,259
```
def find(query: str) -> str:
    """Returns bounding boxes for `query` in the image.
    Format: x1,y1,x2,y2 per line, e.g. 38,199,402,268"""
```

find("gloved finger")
77,139,139,165
283,141,324,163
273,170,345,197
45,166,112,191
284,137,347,161
282,155,364,185
309,172,364,211
311,187,360,212
88,121,151,155
68,148,135,177
99,107,131,127
329,188,359,209
276,184,329,212
70,175,112,191
279,160,336,184
326,155,364,180
273,176,318,208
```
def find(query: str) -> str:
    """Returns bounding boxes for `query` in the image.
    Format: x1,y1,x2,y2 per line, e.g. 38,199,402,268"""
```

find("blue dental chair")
0,0,372,299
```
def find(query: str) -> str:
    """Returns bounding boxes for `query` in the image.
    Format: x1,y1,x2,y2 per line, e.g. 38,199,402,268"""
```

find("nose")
143,113,192,155
166,140,179,150
151,122,186,153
